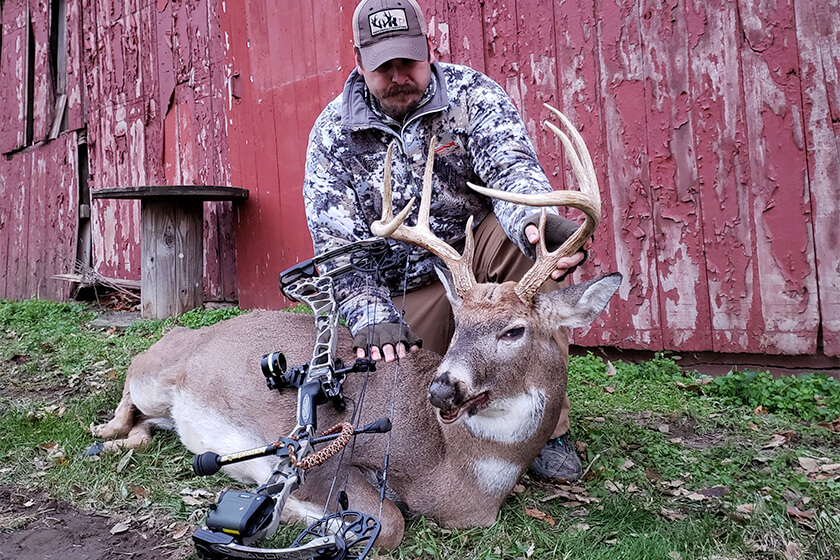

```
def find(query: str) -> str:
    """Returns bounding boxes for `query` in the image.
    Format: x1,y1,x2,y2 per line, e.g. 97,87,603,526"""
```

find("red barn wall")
221,0,839,358
1,0,837,360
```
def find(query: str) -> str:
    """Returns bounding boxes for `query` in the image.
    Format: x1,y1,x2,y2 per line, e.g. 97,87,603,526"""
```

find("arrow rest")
192,239,397,560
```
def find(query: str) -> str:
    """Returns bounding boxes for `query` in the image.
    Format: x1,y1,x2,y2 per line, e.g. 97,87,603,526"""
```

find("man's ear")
427,36,436,63
354,48,365,75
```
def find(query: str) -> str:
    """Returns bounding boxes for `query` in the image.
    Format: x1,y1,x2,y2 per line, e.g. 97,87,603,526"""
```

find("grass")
1,298,839,559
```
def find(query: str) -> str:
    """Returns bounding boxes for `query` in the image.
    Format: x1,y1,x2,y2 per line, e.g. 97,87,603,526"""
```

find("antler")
370,139,478,295
467,104,601,304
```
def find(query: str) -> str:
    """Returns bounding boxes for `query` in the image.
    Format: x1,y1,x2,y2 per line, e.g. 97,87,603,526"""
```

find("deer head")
371,104,619,441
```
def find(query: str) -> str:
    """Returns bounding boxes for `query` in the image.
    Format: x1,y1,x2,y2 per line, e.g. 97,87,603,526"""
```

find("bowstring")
319,254,379,520
379,245,411,519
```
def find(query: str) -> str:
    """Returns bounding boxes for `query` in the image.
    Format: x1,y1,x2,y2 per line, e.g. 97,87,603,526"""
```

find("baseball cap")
353,0,428,70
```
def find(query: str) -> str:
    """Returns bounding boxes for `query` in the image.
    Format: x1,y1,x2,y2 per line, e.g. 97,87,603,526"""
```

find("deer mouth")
438,391,491,424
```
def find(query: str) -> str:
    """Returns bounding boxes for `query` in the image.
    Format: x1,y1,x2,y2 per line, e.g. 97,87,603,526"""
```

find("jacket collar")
340,61,450,130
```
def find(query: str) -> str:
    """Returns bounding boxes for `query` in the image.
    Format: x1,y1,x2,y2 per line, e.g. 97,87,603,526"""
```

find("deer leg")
96,418,155,452
90,385,137,439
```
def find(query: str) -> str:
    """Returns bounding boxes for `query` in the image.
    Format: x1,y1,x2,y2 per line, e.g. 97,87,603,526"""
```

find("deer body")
93,107,620,550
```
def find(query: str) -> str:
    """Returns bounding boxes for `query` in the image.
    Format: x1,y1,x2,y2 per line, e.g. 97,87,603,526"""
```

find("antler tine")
371,139,477,295
466,104,601,303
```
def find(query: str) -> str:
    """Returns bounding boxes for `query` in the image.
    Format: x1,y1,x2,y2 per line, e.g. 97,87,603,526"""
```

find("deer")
91,105,621,552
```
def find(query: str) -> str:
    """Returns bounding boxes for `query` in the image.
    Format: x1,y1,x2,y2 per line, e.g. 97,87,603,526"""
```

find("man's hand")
353,323,422,363
525,224,591,281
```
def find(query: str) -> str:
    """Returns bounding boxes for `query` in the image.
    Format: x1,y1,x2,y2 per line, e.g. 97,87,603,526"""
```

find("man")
302,0,588,481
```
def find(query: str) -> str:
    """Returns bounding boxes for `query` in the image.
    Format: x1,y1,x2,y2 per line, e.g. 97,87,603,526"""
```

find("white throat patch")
473,457,522,497
463,389,547,443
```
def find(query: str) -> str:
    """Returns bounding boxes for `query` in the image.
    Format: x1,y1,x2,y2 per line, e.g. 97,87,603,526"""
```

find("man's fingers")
525,224,539,244
382,344,397,363
370,346,382,361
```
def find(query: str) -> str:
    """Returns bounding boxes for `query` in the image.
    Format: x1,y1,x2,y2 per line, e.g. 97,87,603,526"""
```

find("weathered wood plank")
639,0,712,351
795,0,840,358
551,0,622,348
140,199,203,318
0,0,28,153
595,0,662,349
738,0,819,355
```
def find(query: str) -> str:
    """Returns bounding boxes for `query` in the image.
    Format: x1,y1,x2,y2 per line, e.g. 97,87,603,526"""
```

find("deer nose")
429,372,463,409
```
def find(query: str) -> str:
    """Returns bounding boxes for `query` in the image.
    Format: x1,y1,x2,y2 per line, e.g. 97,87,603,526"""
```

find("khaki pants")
393,214,571,437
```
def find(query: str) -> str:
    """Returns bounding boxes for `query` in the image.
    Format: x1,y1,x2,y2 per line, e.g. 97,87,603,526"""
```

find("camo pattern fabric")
303,61,555,337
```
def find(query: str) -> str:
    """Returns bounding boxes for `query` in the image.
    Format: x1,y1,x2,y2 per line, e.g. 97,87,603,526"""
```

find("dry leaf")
604,386,615,394
512,484,526,494
116,449,134,473
754,405,768,415
110,521,130,535
172,526,190,540
604,480,623,493
658,424,670,433
605,361,617,377
735,504,755,515
668,552,682,560
524,507,555,527
784,541,802,560
575,440,588,454
763,432,793,449
786,505,815,519
660,507,686,521
798,457,820,473
618,459,635,471
698,485,729,497
567,522,590,534
182,496,203,506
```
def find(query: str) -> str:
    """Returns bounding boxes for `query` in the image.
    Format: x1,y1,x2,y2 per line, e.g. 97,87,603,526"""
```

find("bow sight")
191,238,404,560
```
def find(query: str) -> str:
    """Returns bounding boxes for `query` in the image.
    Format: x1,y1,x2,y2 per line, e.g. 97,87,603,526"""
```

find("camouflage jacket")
302,62,555,336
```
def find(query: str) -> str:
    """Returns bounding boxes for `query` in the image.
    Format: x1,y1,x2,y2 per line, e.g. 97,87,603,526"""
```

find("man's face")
358,55,432,121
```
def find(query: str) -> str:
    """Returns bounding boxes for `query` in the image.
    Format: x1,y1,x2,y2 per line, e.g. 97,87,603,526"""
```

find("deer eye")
502,326,525,340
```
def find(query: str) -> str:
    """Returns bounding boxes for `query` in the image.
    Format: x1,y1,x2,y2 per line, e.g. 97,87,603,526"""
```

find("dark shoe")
529,433,583,481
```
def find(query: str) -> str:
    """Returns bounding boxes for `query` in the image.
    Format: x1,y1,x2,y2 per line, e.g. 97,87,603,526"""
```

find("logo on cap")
368,9,409,36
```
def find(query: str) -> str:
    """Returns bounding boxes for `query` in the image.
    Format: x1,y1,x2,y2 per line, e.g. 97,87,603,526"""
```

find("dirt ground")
0,485,192,560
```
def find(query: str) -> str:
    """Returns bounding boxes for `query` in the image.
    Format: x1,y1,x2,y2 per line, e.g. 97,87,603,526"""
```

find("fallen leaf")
735,504,755,515
567,522,590,534
784,541,802,560
754,405,768,415
605,361,617,377
604,386,615,394
110,521,130,535
524,507,555,527
182,496,203,506
116,449,134,473
798,457,819,472
512,484,526,494
668,552,682,560
618,459,635,471
763,432,793,449
786,505,815,519
604,480,623,493
172,526,190,540
658,424,670,433
660,507,686,521
645,468,663,481
575,440,588,454
698,485,729,498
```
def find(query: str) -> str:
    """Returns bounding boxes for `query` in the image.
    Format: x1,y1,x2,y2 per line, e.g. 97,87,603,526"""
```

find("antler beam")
467,104,601,303
371,140,477,296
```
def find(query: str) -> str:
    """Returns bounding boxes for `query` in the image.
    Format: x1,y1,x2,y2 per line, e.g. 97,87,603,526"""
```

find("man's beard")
380,85,423,120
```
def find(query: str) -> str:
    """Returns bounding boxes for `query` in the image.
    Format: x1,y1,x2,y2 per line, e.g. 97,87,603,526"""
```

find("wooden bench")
92,186,249,319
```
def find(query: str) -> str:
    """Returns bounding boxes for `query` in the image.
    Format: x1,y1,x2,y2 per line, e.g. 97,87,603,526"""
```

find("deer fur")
92,272,621,550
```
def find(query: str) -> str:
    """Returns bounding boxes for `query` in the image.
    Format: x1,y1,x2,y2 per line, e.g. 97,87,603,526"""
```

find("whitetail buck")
92,106,621,551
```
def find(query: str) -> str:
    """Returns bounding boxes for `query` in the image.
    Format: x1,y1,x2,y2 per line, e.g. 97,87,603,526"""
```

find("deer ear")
535,273,622,329
435,266,463,312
